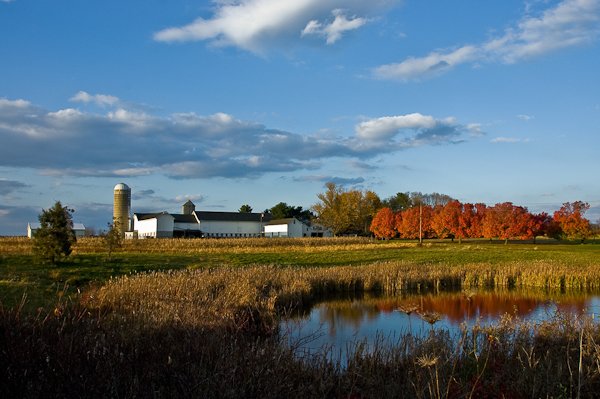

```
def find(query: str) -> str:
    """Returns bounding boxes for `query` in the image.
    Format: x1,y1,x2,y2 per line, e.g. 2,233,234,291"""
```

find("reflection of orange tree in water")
391,291,589,323
314,290,591,331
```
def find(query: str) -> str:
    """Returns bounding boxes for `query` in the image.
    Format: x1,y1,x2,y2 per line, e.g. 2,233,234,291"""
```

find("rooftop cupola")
182,200,195,215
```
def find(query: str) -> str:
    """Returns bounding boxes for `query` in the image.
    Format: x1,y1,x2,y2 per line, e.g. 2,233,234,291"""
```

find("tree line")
311,183,594,242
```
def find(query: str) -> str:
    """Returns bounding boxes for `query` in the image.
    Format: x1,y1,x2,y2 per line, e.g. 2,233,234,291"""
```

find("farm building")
129,200,331,239
264,218,332,238
27,222,86,239
130,201,271,239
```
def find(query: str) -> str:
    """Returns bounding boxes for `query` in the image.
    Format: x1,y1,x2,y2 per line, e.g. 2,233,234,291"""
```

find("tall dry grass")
3,288,600,397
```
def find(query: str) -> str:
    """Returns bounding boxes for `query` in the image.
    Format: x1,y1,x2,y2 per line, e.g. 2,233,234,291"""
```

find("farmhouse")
130,201,331,239
27,222,86,239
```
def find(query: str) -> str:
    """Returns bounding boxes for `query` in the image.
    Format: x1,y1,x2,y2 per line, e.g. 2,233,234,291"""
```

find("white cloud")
70,91,120,107
466,123,485,136
301,9,368,44
356,113,436,140
374,46,479,81
174,194,204,203
0,97,479,179
0,98,30,108
107,108,155,129
374,0,600,80
154,0,395,52
48,108,84,120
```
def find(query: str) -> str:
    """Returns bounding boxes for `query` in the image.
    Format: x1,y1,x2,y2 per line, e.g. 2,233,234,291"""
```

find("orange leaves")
553,201,592,241
369,199,592,242
370,207,397,239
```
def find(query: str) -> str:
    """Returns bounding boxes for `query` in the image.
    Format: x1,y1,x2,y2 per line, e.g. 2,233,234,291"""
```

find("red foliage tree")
469,203,487,238
396,205,433,239
508,206,537,240
482,202,518,243
370,207,397,239
431,201,462,241
553,201,592,242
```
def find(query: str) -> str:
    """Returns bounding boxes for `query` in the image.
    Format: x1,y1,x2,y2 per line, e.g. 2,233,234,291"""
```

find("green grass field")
1,236,599,310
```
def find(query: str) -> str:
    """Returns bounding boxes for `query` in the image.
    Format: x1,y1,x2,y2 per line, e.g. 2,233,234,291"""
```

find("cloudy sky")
1,0,599,234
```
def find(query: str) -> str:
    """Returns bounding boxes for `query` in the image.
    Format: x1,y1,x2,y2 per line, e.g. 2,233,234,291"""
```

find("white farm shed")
27,222,86,239
264,218,332,238
133,212,175,238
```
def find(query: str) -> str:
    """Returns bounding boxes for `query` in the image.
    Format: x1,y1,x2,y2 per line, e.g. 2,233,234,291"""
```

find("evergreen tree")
32,201,76,264
238,204,253,213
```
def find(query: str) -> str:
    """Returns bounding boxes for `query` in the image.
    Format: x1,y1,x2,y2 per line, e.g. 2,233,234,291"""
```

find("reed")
3,297,600,398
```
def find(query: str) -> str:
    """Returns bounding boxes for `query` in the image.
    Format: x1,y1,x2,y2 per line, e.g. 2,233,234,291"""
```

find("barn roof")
172,213,198,224
194,211,272,223
28,222,86,230
134,212,174,221
265,218,304,226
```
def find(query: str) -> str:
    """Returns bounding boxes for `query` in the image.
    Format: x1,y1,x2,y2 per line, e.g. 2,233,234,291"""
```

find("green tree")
32,201,76,264
269,202,314,222
103,220,123,261
312,183,382,236
312,182,348,236
382,192,412,212
238,204,253,213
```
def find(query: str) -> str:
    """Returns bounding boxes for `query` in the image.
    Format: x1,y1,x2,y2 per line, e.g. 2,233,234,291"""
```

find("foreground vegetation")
2,237,600,397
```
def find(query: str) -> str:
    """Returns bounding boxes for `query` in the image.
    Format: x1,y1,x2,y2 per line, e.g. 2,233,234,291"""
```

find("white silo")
113,183,131,236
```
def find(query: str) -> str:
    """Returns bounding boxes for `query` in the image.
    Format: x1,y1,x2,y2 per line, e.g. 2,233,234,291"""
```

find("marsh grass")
2,237,600,397
3,294,600,398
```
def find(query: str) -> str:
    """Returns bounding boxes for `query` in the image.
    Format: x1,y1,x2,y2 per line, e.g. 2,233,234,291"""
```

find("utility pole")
419,203,423,246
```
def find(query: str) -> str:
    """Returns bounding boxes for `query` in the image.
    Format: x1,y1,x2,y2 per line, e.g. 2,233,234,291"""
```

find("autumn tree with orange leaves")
431,201,462,241
370,207,397,239
396,205,433,239
553,201,592,242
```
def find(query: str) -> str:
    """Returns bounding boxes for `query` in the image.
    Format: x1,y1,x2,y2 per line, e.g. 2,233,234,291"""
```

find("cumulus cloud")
301,9,368,44
374,0,600,80
0,97,480,179
70,91,120,107
153,0,394,52
355,113,478,147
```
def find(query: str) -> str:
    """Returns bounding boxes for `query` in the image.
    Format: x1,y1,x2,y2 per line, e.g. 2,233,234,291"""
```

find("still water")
281,290,600,359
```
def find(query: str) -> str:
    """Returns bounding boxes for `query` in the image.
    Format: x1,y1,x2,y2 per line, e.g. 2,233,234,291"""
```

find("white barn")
129,201,332,239
131,201,270,239
27,222,86,239
132,212,175,239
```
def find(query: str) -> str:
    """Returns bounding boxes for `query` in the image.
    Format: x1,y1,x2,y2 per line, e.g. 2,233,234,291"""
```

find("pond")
281,289,600,361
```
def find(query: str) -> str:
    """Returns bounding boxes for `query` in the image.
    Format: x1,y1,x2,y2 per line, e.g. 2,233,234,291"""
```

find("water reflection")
282,289,600,359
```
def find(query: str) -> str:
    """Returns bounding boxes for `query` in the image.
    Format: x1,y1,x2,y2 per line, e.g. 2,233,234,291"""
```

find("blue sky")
1,0,599,235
